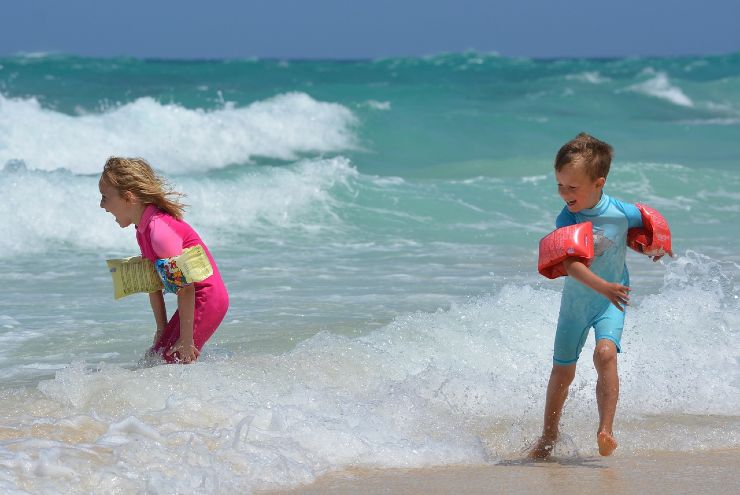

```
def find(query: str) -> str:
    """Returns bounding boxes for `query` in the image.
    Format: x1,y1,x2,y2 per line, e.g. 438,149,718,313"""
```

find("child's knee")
593,340,617,366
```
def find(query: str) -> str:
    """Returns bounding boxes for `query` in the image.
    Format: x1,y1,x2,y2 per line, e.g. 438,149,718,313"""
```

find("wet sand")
261,449,739,495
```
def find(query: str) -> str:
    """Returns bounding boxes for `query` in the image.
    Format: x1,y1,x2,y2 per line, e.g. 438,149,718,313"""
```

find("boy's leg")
529,363,576,458
593,338,619,456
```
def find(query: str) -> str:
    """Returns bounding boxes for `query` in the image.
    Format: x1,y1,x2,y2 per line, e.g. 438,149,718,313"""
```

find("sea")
0,52,738,494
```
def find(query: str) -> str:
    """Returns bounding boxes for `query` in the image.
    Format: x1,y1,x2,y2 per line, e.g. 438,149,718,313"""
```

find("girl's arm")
149,291,167,345
149,218,198,360
563,258,630,312
165,284,200,363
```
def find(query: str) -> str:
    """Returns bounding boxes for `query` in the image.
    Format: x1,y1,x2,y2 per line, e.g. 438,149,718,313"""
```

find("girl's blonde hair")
101,157,186,220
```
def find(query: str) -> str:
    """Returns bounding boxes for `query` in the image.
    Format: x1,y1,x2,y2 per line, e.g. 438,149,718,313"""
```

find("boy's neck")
585,191,604,210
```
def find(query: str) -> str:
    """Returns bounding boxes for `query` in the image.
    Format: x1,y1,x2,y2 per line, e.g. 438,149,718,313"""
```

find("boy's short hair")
554,132,613,180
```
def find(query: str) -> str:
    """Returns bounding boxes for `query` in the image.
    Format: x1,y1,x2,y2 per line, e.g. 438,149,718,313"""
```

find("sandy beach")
262,449,739,495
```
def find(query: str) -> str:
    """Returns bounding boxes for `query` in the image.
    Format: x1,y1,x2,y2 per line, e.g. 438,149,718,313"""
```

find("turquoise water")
0,53,738,493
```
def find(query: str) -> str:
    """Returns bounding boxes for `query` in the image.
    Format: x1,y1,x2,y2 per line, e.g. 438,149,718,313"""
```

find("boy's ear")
595,177,606,189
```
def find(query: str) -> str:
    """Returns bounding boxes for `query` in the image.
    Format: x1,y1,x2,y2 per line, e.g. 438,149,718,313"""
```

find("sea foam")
0,92,358,174
0,255,734,493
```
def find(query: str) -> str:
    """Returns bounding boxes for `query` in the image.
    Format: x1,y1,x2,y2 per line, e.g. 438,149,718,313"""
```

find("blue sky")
1,0,738,59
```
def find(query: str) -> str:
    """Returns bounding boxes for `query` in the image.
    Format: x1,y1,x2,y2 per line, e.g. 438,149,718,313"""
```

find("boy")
529,133,669,459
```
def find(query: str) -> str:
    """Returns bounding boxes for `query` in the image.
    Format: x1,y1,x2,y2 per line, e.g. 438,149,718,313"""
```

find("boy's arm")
149,291,168,344
563,259,630,311
619,200,673,262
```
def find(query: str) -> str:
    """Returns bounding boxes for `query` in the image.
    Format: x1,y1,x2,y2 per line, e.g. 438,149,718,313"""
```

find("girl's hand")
153,328,164,346
600,282,630,312
166,338,200,364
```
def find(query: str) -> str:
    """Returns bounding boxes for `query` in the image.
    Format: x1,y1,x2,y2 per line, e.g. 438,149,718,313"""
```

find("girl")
99,157,229,363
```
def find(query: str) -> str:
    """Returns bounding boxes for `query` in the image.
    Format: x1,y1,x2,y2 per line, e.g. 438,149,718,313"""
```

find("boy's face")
555,163,605,213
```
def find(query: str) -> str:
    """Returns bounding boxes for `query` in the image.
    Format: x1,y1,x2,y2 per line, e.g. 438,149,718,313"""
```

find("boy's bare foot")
528,437,556,459
597,431,617,456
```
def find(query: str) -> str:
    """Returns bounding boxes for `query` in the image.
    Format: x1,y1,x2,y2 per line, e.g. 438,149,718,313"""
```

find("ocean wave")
0,92,358,174
359,100,391,111
3,157,738,260
624,71,694,107
565,71,610,84
0,157,359,257
678,117,740,125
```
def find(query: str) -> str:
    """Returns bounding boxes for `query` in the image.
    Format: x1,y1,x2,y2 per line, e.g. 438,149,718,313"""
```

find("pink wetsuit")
136,205,229,362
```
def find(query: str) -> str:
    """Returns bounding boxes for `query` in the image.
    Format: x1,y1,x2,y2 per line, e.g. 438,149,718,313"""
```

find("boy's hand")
650,248,674,262
600,282,630,312
564,259,630,311
166,337,200,364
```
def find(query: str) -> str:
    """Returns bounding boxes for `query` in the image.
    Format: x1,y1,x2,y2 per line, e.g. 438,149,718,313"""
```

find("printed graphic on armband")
107,245,213,299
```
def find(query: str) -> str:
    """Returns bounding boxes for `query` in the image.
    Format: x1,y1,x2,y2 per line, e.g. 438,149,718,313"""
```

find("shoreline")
261,449,740,495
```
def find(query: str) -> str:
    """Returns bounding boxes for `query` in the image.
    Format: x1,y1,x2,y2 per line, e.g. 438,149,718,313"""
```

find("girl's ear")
122,190,138,203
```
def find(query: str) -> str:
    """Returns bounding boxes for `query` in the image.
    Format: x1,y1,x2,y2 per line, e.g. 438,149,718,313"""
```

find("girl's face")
99,178,140,228
555,163,605,213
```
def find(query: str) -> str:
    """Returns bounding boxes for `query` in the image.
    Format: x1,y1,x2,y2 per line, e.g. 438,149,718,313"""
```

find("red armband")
538,222,595,279
627,204,672,256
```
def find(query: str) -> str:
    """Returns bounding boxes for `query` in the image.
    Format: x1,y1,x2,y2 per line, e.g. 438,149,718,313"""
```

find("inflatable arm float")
627,203,672,257
106,245,213,299
538,222,594,279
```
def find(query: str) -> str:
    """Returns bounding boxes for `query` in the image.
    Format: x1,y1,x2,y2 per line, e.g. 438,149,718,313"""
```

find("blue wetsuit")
553,193,643,365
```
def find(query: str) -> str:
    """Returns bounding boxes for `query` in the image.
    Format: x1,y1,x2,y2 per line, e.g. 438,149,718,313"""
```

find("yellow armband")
106,245,213,299
106,256,162,299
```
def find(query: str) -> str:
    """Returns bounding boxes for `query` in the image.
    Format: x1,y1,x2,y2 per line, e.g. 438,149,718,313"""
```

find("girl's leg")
150,310,180,363
191,293,228,351
153,290,228,364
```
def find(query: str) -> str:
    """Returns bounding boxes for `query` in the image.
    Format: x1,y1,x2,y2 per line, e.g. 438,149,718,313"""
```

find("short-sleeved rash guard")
553,193,643,364
147,217,183,259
